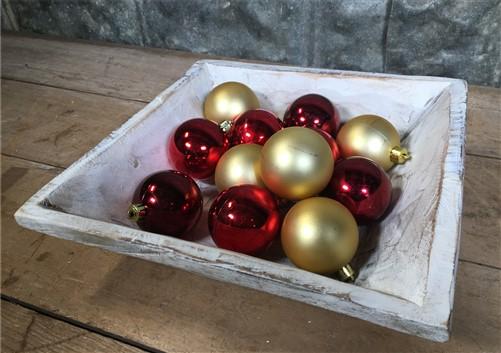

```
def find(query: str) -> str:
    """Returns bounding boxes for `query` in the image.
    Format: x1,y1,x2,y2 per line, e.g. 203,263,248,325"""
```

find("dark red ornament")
208,185,280,254
128,170,203,237
283,94,340,135
311,128,341,161
322,157,392,224
227,109,283,146
169,118,228,179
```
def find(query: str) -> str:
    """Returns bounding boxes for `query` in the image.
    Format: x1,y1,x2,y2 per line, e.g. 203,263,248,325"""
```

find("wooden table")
1,33,500,353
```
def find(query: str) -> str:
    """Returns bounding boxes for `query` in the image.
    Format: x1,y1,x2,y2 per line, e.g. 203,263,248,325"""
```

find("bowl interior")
44,62,453,305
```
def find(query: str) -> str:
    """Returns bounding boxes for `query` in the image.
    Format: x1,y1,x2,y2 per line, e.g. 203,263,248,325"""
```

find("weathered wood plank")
466,106,501,159
1,34,201,102
1,300,146,353
460,155,501,269
1,79,145,168
468,85,501,112
2,155,500,352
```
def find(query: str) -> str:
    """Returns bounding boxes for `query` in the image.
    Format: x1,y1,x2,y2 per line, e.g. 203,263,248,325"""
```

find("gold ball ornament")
215,144,265,191
337,115,411,171
260,127,334,200
281,197,359,276
203,82,260,125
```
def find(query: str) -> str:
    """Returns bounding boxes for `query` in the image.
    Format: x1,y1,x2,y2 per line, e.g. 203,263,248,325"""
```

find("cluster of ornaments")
128,82,410,282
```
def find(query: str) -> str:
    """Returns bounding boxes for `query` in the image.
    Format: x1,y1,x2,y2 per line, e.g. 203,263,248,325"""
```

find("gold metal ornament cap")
203,82,260,124
128,203,146,222
337,264,357,283
390,146,411,164
214,144,265,191
219,120,233,133
281,197,359,274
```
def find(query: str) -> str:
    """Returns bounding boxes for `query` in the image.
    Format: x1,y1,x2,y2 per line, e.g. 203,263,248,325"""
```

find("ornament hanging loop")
128,203,146,222
390,146,411,164
337,264,357,282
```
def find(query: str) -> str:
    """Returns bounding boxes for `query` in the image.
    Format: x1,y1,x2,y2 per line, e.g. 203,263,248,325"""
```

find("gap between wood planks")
1,295,164,353
1,77,150,104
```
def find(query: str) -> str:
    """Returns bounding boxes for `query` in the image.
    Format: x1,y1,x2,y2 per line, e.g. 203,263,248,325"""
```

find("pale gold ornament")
203,82,260,124
260,127,334,200
215,144,265,191
281,197,359,275
337,114,410,171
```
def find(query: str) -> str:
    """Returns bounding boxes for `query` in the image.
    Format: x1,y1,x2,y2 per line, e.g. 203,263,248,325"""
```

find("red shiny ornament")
227,109,283,146
208,185,280,254
129,170,203,237
169,118,228,179
312,128,341,161
283,94,340,135
322,157,392,224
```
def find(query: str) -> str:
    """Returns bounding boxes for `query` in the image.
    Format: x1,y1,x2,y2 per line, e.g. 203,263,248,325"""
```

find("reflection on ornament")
208,185,280,254
128,170,203,237
323,157,392,223
168,118,228,179
283,94,340,135
227,109,282,146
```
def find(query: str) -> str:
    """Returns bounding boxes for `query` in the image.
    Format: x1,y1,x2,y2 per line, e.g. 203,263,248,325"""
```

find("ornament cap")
219,120,233,133
337,264,357,282
128,203,146,222
390,146,411,164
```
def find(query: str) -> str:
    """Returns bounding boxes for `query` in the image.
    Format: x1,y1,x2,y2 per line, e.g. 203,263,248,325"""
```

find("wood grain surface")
1,301,146,353
2,79,144,168
1,33,500,352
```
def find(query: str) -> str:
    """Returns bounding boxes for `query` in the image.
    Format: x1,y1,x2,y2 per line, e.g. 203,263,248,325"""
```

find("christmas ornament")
128,170,203,237
169,118,228,179
215,144,265,191
227,109,282,146
260,127,334,200
312,128,341,161
323,157,391,224
203,82,260,125
337,115,410,171
281,197,358,278
283,94,340,135
208,185,280,254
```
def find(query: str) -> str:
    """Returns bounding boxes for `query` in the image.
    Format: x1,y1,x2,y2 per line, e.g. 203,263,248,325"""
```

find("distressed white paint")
14,60,467,342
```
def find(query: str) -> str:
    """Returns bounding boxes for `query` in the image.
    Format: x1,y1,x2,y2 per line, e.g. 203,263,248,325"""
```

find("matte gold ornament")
203,82,260,124
215,144,265,191
281,197,359,275
337,115,410,171
260,127,334,200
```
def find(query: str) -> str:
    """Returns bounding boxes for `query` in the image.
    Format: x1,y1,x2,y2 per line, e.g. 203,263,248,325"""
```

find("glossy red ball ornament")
322,157,392,224
169,118,228,179
208,185,281,254
312,128,341,161
226,109,283,146
128,170,203,237
283,94,340,135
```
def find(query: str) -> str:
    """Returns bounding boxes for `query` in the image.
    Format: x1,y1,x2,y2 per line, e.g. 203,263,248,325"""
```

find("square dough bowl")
15,60,467,342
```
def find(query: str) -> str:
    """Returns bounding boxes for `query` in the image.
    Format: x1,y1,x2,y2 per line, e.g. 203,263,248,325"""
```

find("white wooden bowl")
15,60,467,342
